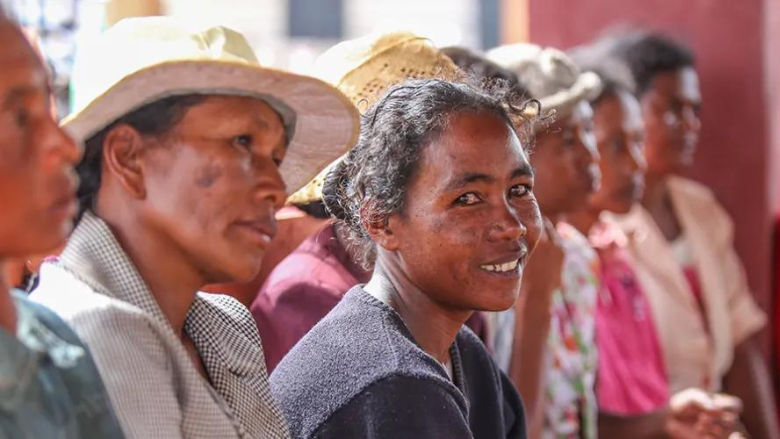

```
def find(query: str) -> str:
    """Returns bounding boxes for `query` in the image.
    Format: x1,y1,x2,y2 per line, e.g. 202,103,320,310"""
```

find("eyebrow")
445,163,534,192
1,84,49,109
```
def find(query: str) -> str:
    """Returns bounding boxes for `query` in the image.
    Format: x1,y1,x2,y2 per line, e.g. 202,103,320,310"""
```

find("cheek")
148,154,252,232
400,212,482,277
519,199,543,248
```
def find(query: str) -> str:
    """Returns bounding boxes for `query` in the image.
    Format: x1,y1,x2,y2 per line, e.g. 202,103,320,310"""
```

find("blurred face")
385,111,542,312
139,96,287,283
640,67,701,175
589,90,646,214
531,100,600,217
0,21,81,257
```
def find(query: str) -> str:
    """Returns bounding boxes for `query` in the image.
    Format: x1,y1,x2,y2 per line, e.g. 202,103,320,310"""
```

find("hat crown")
71,17,258,112
486,43,580,100
313,30,459,112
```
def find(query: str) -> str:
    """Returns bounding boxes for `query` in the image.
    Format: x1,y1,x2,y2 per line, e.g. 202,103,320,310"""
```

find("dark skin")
567,89,645,232
95,95,287,378
363,110,542,365
640,66,780,439
508,100,599,436
567,90,742,439
0,20,81,335
531,101,601,219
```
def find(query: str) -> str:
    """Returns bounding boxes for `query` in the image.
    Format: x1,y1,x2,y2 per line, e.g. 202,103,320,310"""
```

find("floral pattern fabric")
542,223,599,439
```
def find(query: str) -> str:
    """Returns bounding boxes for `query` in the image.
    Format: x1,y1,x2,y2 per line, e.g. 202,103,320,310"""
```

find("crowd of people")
1,5,777,439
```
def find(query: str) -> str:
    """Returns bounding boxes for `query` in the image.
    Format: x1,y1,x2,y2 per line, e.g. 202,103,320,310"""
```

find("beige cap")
65,16,359,193
287,31,460,205
486,43,602,118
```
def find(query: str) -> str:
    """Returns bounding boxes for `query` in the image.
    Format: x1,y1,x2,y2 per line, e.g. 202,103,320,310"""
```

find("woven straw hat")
65,17,359,193
286,31,460,205
486,43,602,119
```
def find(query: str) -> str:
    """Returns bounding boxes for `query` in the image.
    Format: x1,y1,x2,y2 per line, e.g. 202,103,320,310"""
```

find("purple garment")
251,224,370,372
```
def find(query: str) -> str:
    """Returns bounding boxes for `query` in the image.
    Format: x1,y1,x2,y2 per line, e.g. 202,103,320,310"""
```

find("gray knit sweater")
270,286,526,439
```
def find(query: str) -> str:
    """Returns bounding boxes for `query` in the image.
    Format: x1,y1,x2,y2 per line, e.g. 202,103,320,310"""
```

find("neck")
98,208,204,339
641,171,670,211
0,261,18,335
565,205,601,236
364,251,469,364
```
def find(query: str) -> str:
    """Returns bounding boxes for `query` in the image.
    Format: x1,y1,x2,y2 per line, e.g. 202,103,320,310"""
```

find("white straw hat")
486,43,602,118
65,17,360,193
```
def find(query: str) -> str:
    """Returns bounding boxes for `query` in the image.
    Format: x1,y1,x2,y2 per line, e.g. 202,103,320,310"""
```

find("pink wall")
527,0,777,314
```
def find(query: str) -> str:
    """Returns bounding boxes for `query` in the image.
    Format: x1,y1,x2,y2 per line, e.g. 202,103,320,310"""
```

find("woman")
488,43,602,439
610,32,779,438
0,10,124,438
29,17,358,439
567,45,742,438
251,32,463,371
271,79,540,439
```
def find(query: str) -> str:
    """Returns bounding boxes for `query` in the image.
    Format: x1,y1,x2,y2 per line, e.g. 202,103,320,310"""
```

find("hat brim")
62,60,360,193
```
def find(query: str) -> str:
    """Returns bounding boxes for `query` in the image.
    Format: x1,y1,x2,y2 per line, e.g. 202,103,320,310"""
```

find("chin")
472,286,520,312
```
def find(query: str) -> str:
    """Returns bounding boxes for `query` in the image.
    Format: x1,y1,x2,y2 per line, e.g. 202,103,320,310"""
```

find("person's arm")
723,336,780,439
312,375,474,439
509,219,564,432
598,409,669,439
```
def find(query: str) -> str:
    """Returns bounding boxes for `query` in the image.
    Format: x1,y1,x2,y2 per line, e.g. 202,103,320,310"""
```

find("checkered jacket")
30,212,290,439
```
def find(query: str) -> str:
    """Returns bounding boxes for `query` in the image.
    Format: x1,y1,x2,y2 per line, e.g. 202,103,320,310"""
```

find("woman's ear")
101,124,147,199
362,202,400,251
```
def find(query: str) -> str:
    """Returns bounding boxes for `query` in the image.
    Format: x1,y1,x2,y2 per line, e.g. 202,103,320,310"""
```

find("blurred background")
2,0,779,351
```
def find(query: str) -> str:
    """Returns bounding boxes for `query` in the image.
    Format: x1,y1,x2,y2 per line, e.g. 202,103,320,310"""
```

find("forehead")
420,111,529,179
0,23,47,97
547,100,594,132
650,67,701,104
176,95,285,129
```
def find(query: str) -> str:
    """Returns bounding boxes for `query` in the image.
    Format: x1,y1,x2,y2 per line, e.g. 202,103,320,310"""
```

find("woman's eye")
454,192,481,206
233,134,253,149
509,184,531,198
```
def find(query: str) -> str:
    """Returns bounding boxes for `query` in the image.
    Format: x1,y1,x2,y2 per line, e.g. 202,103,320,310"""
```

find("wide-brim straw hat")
286,31,460,205
486,43,602,119
64,17,359,193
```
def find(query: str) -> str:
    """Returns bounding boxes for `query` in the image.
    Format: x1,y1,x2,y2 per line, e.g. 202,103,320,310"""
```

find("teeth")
480,259,520,273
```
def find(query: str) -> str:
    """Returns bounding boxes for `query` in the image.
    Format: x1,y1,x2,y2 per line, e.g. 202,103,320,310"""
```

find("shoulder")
669,176,733,239
31,262,152,329
193,292,260,338
30,262,170,366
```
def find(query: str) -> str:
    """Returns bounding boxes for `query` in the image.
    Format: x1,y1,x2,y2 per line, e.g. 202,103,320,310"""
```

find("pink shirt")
590,220,669,415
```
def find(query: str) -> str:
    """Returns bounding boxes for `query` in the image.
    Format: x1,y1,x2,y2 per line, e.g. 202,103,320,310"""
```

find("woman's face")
383,111,542,312
0,21,81,258
589,90,646,214
530,100,600,217
640,67,701,176
135,95,287,284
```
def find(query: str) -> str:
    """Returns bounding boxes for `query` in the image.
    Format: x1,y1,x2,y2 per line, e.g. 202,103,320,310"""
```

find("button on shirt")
30,212,289,439
1,291,124,439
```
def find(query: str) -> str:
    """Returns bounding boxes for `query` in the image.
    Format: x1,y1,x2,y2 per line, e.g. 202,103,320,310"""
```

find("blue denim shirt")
0,291,124,438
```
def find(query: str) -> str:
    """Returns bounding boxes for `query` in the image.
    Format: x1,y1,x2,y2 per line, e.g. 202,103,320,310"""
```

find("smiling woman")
270,78,541,439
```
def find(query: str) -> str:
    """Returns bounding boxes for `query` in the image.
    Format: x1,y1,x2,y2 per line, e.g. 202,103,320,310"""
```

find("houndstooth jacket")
29,212,290,439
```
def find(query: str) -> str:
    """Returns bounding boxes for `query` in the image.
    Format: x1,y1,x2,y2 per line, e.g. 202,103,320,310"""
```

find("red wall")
526,0,776,315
